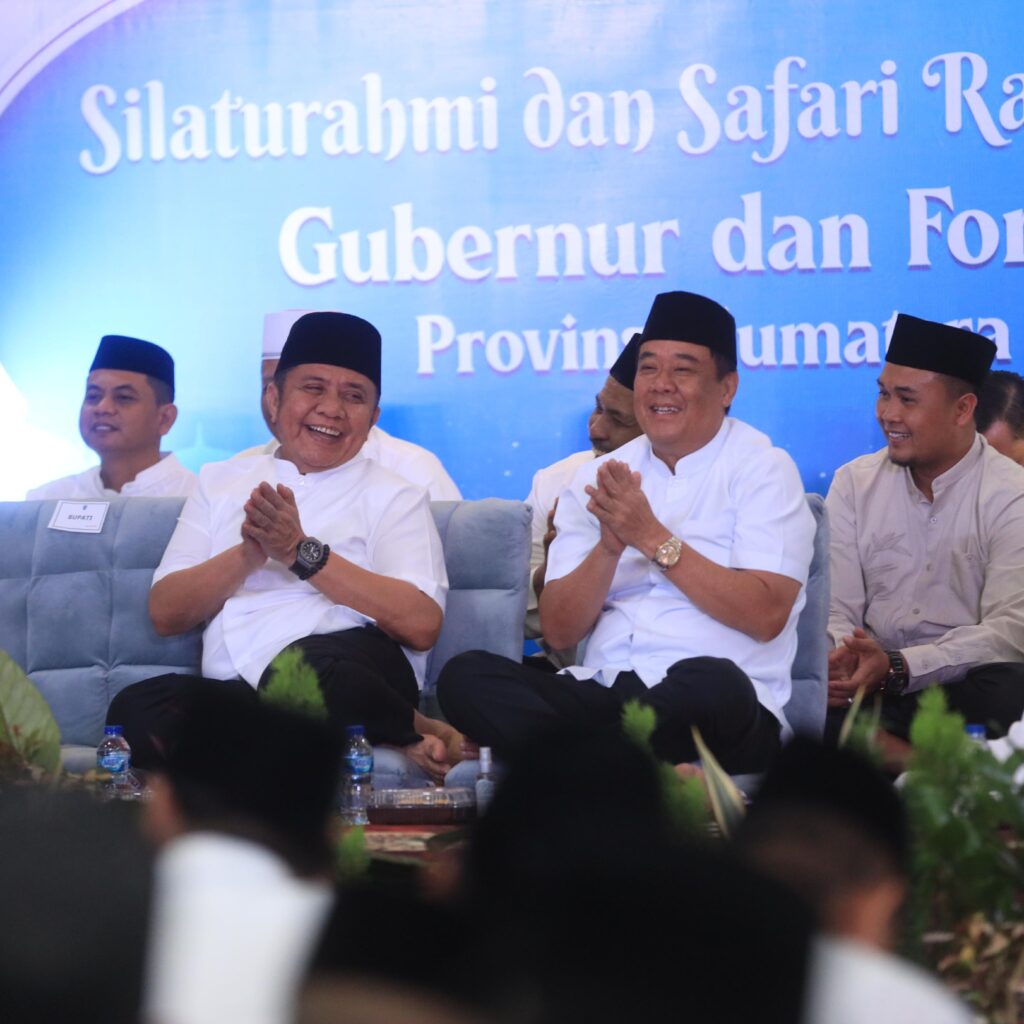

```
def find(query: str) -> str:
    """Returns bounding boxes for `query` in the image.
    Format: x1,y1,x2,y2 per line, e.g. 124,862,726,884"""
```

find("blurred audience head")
736,737,909,950
144,684,341,877
0,787,153,1024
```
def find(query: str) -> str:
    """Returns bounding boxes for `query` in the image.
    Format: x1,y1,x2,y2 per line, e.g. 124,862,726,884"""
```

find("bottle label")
345,754,373,775
99,752,129,774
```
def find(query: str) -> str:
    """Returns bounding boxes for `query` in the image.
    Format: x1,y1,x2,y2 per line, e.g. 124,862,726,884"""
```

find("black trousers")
107,626,422,770
824,661,1024,745
437,651,781,774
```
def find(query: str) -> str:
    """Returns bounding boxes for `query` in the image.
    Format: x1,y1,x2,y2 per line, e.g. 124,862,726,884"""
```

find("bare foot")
403,735,451,785
413,713,468,766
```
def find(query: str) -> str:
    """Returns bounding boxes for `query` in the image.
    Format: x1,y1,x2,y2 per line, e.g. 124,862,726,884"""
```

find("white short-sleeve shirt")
25,453,196,500
524,448,594,635
153,450,448,687
546,418,815,725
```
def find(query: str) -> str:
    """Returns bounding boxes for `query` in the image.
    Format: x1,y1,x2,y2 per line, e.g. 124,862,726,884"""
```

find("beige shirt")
826,435,1024,691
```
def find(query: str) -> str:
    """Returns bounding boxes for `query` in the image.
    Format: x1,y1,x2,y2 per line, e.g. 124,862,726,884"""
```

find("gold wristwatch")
653,535,683,572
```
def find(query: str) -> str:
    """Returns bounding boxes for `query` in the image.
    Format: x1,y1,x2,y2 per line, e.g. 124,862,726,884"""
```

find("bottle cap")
104,725,124,735
345,724,365,737
965,724,986,740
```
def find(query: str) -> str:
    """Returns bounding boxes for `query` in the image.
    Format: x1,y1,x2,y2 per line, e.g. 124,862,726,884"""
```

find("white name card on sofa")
48,501,110,534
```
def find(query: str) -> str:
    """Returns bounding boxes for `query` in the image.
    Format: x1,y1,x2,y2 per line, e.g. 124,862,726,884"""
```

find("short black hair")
975,369,1024,437
712,350,738,380
146,374,173,406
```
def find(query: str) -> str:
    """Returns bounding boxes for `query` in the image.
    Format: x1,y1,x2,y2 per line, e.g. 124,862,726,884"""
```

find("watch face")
655,538,681,569
298,538,323,564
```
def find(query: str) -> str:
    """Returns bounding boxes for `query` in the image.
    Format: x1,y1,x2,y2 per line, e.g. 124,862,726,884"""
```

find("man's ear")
955,391,978,428
266,381,281,425
372,404,381,428
157,403,178,437
720,370,739,409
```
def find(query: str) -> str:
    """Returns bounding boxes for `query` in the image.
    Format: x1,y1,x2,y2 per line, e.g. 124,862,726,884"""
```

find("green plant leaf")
335,825,370,882
0,649,61,775
259,648,326,720
691,726,746,839
622,700,657,748
836,684,869,748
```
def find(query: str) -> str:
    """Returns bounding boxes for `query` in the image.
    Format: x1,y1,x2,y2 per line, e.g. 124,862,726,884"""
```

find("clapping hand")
242,482,305,565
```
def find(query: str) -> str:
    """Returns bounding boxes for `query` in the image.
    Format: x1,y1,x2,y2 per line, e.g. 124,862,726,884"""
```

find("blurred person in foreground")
0,787,153,1024
736,738,972,1024
458,726,813,1024
142,685,340,1024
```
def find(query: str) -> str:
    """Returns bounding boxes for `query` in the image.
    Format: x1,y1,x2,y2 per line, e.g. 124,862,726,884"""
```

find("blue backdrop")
1,0,1022,499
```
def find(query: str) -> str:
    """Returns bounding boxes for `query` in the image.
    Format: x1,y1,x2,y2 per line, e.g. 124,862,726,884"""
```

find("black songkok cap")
609,333,641,390
164,686,341,851
639,291,737,365
90,335,175,400
886,313,995,388
278,311,382,394
746,737,909,874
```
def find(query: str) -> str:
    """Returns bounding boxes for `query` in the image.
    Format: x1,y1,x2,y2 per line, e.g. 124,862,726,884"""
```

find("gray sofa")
0,497,532,771
0,492,828,783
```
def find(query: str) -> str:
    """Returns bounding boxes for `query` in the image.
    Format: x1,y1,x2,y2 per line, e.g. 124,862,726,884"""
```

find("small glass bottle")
475,746,497,814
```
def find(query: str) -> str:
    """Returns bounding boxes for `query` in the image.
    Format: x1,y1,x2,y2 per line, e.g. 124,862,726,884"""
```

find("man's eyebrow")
877,378,918,394
638,350,700,364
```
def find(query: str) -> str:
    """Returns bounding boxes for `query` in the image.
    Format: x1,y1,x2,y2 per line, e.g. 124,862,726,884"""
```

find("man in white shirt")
438,292,815,773
737,739,972,1024
525,334,642,662
26,335,195,500
107,312,461,780
826,313,1024,740
241,309,461,500
143,686,338,1024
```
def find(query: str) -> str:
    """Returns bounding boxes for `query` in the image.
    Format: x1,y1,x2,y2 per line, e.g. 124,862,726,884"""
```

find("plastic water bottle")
96,725,133,795
341,725,374,826
475,746,497,814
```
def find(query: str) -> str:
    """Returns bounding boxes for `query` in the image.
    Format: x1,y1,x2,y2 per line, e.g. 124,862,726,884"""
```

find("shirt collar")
273,444,369,484
642,418,732,479
902,432,983,502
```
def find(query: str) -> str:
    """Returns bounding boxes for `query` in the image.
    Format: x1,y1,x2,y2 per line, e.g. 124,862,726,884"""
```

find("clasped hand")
826,627,890,707
241,482,305,566
584,460,662,556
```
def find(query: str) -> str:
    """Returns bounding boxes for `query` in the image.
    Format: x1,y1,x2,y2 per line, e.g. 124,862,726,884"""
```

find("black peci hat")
639,291,737,365
278,312,382,394
608,333,641,390
90,335,175,399
886,313,995,389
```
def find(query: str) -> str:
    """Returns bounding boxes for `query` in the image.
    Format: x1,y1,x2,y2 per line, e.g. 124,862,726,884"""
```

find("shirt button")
912,608,920,615
929,516,938,524
925,563,932,571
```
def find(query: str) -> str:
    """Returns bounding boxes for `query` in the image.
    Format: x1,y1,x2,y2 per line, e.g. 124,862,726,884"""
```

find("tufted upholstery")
0,497,531,749
787,493,830,738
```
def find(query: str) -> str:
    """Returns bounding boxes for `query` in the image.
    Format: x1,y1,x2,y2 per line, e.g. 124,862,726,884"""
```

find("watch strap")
290,539,331,581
